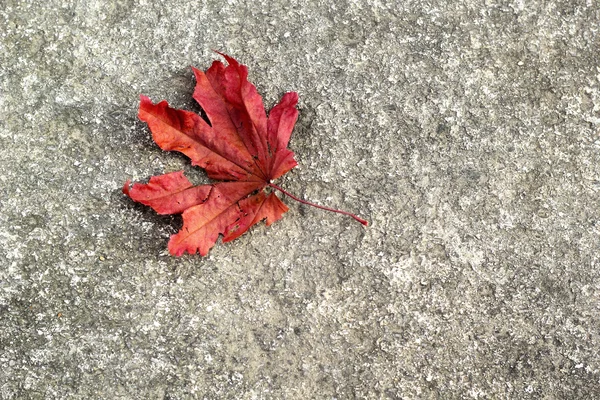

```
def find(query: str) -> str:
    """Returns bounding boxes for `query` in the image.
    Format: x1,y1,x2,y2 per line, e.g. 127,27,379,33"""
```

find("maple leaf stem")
268,183,368,226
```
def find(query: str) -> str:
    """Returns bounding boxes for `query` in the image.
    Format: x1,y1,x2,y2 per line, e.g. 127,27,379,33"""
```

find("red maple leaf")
124,53,367,256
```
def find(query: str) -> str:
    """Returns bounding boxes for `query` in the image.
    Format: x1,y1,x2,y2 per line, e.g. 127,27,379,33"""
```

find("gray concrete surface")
1,0,599,398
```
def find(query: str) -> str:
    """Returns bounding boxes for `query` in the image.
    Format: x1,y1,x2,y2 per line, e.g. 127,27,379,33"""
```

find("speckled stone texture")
1,0,599,398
